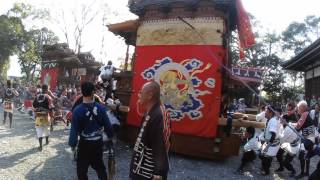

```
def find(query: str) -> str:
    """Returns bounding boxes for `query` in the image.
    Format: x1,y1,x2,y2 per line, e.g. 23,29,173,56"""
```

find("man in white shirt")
276,122,299,177
237,126,261,173
275,102,300,177
260,106,281,175
99,61,115,82
99,61,116,101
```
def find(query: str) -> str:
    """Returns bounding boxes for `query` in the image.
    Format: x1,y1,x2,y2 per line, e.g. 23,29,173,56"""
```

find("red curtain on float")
127,45,225,138
40,68,59,91
236,0,255,59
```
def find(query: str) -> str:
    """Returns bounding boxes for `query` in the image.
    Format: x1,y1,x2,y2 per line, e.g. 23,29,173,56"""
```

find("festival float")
40,43,102,91
107,0,265,159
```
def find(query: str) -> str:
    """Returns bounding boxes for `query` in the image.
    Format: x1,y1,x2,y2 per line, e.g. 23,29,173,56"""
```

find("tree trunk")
25,72,30,82
31,65,36,83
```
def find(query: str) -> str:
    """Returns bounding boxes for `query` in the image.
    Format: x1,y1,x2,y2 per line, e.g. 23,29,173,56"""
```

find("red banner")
40,68,58,91
236,0,255,59
127,45,224,137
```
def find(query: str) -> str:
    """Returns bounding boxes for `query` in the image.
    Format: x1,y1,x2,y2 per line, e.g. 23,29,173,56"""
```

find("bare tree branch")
56,10,70,45
53,0,104,54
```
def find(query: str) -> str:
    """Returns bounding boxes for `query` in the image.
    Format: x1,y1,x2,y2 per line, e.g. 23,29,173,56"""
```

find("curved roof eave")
282,38,320,71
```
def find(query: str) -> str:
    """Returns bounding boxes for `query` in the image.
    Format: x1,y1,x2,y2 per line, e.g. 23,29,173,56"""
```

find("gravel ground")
0,110,319,180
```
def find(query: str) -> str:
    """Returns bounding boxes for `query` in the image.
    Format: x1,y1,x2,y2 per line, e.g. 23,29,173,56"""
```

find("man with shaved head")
130,81,171,180
295,100,315,178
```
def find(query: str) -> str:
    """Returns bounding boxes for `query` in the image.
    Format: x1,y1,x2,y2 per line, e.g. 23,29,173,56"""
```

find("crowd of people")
1,60,320,179
2,72,320,180
228,98,248,114
237,100,320,179
0,81,80,119
0,61,171,180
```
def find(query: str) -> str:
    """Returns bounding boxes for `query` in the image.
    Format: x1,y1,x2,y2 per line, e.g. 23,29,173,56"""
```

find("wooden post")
124,44,130,71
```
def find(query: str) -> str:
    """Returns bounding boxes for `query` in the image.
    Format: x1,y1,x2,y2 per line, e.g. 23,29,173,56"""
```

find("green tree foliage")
282,22,310,55
0,15,25,79
281,15,320,89
7,3,50,21
231,19,279,69
281,86,304,102
261,55,285,104
18,28,58,82
0,58,10,78
258,33,286,103
282,15,320,55
231,14,320,103
3,3,58,82
231,15,284,103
